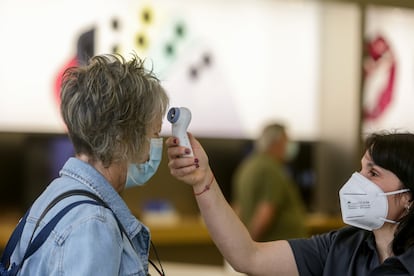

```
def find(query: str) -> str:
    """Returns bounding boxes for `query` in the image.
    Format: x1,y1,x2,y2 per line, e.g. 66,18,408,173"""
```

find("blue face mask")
125,137,163,188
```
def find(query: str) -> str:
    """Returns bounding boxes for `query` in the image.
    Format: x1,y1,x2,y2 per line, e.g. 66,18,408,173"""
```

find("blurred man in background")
232,123,307,241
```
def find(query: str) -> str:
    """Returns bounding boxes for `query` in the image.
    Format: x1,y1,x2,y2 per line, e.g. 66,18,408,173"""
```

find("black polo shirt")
288,226,414,276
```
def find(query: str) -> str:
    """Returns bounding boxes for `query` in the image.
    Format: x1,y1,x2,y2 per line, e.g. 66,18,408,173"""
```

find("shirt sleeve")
288,231,337,275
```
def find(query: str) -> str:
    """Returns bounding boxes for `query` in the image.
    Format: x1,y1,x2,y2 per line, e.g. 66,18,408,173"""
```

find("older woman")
167,131,414,275
7,54,169,276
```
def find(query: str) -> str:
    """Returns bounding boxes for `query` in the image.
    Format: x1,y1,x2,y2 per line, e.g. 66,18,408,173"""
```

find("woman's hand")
166,133,212,191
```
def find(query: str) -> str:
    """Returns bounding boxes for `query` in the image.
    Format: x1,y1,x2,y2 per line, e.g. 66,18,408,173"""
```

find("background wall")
315,2,362,214
2,0,414,220
0,0,322,139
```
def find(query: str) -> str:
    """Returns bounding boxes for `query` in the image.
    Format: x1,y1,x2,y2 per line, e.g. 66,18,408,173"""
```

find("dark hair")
365,132,414,255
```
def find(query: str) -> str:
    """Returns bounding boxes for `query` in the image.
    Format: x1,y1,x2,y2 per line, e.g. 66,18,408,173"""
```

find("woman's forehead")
361,151,380,170
361,150,399,179
362,151,373,163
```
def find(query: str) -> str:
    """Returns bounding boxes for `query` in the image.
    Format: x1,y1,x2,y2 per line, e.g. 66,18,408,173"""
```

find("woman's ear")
404,192,413,212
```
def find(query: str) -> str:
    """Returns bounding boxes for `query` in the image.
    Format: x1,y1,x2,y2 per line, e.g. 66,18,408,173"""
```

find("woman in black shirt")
166,132,414,275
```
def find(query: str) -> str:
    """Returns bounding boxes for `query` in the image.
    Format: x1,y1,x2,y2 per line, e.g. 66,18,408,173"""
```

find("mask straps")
379,217,399,224
378,189,411,225
379,188,410,197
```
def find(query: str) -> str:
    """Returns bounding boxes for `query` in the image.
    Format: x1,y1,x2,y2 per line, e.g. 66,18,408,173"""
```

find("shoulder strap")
34,189,109,231
0,210,30,268
61,190,132,243
0,190,108,275
23,199,101,260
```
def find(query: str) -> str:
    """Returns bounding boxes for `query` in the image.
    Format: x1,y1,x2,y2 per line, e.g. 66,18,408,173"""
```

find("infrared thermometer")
167,107,193,157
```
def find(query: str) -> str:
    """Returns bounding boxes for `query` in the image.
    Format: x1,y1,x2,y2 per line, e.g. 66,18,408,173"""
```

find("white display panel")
362,6,414,135
0,0,320,139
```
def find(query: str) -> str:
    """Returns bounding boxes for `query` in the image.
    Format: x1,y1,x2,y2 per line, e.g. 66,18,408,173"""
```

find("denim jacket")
10,157,150,276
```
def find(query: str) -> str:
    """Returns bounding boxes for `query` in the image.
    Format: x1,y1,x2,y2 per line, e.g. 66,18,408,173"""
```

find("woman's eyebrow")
363,160,383,172
370,163,386,174
361,157,374,168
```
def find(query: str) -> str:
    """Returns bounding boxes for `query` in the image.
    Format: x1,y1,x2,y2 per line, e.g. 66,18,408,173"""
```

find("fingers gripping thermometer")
167,107,194,157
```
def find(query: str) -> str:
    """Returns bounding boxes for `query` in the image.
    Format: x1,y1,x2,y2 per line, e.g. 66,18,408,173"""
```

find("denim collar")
59,157,149,240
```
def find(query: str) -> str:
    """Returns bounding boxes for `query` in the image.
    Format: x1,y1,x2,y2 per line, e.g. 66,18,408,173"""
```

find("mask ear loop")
379,217,399,224
377,189,411,224
379,189,411,197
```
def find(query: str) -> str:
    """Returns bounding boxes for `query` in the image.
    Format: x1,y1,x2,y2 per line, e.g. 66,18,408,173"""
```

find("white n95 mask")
339,172,409,231
125,137,163,188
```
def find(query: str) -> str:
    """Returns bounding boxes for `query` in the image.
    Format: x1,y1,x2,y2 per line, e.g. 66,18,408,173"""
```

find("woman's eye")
369,170,378,177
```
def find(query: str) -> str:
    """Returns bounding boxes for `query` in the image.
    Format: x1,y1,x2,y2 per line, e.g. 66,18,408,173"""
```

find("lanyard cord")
148,240,165,276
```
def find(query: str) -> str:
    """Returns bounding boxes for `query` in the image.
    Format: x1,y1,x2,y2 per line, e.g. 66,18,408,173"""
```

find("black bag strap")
0,190,111,276
0,209,30,272
31,190,109,239
24,199,102,260
55,190,132,245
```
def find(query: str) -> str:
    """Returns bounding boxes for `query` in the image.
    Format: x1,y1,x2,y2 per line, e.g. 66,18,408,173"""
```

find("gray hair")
60,53,169,167
255,123,286,153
